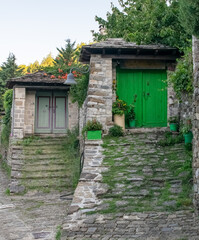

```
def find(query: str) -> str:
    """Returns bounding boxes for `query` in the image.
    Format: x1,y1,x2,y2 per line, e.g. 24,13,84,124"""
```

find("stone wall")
85,55,113,132
12,88,26,139
179,93,193,123
24,90,36,135
192,36,199,214
168,87,179,121
68,94,79,130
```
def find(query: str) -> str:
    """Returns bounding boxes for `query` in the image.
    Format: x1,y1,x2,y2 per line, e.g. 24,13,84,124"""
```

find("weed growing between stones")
0,159,11,178
5,188,10,195
55,225,62,240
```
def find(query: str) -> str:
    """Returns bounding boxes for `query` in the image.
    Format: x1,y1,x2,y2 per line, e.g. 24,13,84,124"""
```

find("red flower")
43,73,47,76
51,75,55,79
58,68,63,73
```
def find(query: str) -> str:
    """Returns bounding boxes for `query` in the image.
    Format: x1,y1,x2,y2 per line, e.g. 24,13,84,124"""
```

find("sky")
0,0,120,66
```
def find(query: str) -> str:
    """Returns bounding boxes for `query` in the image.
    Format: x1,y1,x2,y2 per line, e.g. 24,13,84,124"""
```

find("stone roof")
6,71,66,88
79,38,181,63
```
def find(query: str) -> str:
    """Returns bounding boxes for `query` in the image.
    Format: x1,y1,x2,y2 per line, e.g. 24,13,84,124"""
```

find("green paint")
117,69,167,127
87,130,102,140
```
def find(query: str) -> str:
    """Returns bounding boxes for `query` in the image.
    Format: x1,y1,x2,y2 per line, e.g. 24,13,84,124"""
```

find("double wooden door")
35,91,67,134
117,69,167,127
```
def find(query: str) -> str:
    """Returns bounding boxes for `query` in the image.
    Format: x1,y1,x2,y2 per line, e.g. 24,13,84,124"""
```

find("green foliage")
3,89,13,125
93,0,191,49
181,124,192,135
126,104,135,120
168,116,179,124
44,39,89,107
0,53,22,112
1,122,11,147
167,49,193,100
70,72,89,107
179,0,199,37
0,160,11,177
1,89,13,147
5,188,10,196
62,127,80,188
158,132,184,146
108,124,124,137
55,225,62,240
82,119,103,137
112,99,128,115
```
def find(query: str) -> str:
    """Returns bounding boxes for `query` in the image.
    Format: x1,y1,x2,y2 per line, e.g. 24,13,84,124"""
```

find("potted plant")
82,119,103,140
168,116,179,132
126,104,136,128
112,98,128,130
181,122,193,144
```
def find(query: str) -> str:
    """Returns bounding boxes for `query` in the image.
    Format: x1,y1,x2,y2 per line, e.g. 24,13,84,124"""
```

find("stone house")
6,71,78,139
79,38,184,133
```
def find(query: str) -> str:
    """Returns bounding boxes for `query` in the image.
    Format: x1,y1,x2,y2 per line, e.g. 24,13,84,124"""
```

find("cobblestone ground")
0,166,72,240
62,133,199,240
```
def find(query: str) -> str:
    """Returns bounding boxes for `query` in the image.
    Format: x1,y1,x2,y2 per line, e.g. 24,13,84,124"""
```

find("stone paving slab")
0,165,72,240
62,133,199,240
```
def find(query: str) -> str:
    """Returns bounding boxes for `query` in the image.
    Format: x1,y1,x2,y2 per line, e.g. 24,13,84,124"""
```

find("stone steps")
10,136,71,193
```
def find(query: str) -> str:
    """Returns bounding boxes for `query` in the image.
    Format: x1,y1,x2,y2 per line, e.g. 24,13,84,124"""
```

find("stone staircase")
10,136,73,194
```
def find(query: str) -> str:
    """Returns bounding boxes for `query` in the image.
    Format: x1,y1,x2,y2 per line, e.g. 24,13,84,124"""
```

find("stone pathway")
62,133,199,240
0,166,72,240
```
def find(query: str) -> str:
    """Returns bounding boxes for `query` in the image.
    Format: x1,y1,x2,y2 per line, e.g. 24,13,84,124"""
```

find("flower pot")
87,130,102,140
114,114,125,130
129,119,136,128
184,131,193,144
170,123,178,132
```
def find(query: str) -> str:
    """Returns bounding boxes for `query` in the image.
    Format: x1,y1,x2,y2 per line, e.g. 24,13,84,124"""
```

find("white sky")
0,0,120,66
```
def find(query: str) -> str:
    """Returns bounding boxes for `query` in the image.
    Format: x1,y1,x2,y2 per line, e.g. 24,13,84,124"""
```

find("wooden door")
117,69,167,127
35,91,67,134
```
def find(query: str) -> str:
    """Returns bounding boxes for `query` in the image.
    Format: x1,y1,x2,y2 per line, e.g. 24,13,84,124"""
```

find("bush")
109,124,124,137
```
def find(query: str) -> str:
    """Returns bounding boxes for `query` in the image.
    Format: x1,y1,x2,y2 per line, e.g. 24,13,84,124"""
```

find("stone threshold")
126,127,169,133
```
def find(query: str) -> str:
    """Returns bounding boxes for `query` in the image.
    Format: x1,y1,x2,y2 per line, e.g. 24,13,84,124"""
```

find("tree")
41,53,55,67
92,0,191,49
179,0,199,38
0,53,22,112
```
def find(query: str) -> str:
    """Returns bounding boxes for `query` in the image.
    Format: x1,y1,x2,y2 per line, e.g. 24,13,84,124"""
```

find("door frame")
34,90,68,134
116,68,167,128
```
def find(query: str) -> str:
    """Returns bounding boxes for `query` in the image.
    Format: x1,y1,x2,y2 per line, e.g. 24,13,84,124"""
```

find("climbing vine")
167,48,193,100
1,89,13,147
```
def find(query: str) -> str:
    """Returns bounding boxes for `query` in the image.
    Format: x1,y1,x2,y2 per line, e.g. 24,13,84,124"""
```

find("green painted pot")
87,130,102,140
184,131,193,144
170,123,178,132
129,119,136,128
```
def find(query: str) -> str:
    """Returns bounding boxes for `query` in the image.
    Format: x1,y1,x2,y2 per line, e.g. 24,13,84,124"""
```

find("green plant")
168,116,179,124
112,98,128,115
108,124,124,137
181,124,192,135
82,119,103,137
0,160,11,177
158,133,184,146
5,188,10,195
55,225,62,240
126,104,135,121
167,48,193,100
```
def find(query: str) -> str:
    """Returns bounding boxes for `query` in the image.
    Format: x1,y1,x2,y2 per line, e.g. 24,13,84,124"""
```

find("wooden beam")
101,54,178,61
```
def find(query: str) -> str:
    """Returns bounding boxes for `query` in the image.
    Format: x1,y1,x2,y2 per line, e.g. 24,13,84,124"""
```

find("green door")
117,69,167,127
35,91,68,134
